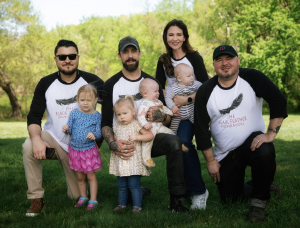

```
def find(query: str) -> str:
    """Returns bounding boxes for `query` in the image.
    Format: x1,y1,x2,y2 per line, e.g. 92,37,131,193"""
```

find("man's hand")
250,117,284,151
62,125,69,133
250,132,275,151
32,137,50,160
110,139,135,160
86,132,95,140
146,106,164,122
143,123,153,130
207,160,221,183
172,106,180,116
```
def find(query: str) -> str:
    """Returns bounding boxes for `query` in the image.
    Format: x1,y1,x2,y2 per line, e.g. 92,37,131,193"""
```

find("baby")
165,63,202,134
137,78,188,167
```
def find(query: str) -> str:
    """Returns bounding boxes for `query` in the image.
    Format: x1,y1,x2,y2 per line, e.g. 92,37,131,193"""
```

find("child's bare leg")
87,172,98,201
76,172,88,198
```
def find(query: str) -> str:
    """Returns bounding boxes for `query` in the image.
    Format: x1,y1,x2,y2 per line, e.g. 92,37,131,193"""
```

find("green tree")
0,0,40,118
231,0,300,109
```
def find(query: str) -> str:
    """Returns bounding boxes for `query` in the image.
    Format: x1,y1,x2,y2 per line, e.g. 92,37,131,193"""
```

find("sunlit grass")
0,115,299,227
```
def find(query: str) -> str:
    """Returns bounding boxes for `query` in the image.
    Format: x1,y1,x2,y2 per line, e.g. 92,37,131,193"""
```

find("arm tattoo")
152,110,163,121
268,125,281,134
102,126,120,152
202,148,211,152
110,141,120,153
102,126,114,142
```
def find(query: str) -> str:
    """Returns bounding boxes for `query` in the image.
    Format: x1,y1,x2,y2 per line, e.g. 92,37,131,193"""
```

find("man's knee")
255,143,276,162
22,137,33,159
169,137,182,151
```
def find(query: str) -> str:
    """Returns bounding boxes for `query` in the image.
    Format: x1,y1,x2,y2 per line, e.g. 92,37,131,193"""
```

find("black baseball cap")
213,45,238,60
118,36,140,53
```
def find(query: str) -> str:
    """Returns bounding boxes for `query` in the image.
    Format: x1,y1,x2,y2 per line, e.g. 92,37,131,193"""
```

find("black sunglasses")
55,54,78,61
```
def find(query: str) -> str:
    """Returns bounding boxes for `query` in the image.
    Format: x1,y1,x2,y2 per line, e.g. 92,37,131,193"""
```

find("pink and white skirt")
68,145,102,174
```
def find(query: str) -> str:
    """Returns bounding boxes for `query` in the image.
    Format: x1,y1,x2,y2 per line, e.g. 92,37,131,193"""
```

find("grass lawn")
0,115,299,227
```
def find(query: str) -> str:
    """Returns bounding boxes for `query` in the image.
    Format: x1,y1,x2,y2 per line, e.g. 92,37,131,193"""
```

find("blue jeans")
177,120,206,195
117,175,142,207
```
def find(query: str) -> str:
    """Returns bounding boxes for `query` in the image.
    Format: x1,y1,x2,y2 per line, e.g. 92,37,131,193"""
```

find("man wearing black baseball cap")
101,36,188,213
194,45,287,221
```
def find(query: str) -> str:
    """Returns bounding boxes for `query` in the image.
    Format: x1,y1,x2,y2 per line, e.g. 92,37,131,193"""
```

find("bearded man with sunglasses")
22,39,104,217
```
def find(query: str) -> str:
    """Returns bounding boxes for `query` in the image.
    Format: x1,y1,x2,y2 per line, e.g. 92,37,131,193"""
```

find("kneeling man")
194,45,287,222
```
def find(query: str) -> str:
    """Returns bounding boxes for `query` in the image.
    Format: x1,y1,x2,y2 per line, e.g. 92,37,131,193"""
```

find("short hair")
77,84,98,104
54,39,78,55
113,95,135,114
139,78,158,94
174,63,193,78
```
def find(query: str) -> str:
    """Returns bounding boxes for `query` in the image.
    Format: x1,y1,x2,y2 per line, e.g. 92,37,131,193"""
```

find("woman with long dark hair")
156,19,209,210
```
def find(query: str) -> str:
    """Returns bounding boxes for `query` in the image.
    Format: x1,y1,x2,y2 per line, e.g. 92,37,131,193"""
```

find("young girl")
62,84,102,210
110,95,153,213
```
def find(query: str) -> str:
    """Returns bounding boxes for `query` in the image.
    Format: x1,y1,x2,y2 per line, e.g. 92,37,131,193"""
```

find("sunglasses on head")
55,54,78,61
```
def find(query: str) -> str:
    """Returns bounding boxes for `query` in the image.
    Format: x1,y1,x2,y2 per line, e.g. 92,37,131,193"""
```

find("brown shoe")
247,206,265,222
25,198,45,217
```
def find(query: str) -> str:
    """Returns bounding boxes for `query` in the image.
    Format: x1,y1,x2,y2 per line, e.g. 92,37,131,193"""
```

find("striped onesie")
165,81,202,134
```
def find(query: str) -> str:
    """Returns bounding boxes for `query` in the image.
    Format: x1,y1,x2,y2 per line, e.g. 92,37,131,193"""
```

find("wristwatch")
163,114,167,121
188,96,193,103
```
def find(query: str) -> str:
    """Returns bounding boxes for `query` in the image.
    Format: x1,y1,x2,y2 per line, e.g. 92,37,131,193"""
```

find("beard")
58,64,78,75
123,58,139,72
217,66,239,80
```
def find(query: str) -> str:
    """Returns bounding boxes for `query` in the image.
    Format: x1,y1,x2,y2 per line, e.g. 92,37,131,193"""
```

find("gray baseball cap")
118,36,140,53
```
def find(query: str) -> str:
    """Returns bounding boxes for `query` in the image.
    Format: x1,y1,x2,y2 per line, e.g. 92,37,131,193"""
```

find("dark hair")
160,19,197,77
54,39,79,55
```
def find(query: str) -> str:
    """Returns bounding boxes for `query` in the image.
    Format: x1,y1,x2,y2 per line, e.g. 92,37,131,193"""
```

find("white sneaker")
191,189,209,210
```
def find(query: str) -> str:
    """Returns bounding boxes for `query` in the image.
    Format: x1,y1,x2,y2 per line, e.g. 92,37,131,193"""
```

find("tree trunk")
0,67,22,119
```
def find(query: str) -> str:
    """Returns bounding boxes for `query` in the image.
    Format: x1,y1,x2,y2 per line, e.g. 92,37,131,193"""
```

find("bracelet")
207,158,215,163
108,140,115,148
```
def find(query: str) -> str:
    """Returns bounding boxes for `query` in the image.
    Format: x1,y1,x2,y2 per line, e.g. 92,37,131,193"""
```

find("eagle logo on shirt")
219,93,243,114
56,95,77,105
119,93,143,101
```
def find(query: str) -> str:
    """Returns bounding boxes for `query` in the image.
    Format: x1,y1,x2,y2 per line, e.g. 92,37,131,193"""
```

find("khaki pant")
22,131,80,199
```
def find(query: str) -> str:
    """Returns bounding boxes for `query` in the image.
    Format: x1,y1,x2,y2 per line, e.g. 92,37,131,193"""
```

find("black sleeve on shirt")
186,52,209,83
101,72,123,129
194,76,218,151
155,56,167,90
79,70,104,104
27,73,58,127
238,68,288,119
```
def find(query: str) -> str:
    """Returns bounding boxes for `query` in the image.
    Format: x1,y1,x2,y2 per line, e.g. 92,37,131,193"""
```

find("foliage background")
0,0,299,119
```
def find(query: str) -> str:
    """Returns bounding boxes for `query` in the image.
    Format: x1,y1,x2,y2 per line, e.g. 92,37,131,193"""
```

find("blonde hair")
174,63,193,78
139,78,158,94
113,95,135,114
77,84,98,109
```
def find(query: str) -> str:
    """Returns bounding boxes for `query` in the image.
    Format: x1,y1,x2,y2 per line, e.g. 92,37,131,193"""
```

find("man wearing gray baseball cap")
194,45,287,222
101,36,188,213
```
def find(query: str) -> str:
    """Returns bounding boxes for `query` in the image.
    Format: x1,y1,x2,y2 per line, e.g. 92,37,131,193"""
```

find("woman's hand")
173,92,196,107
